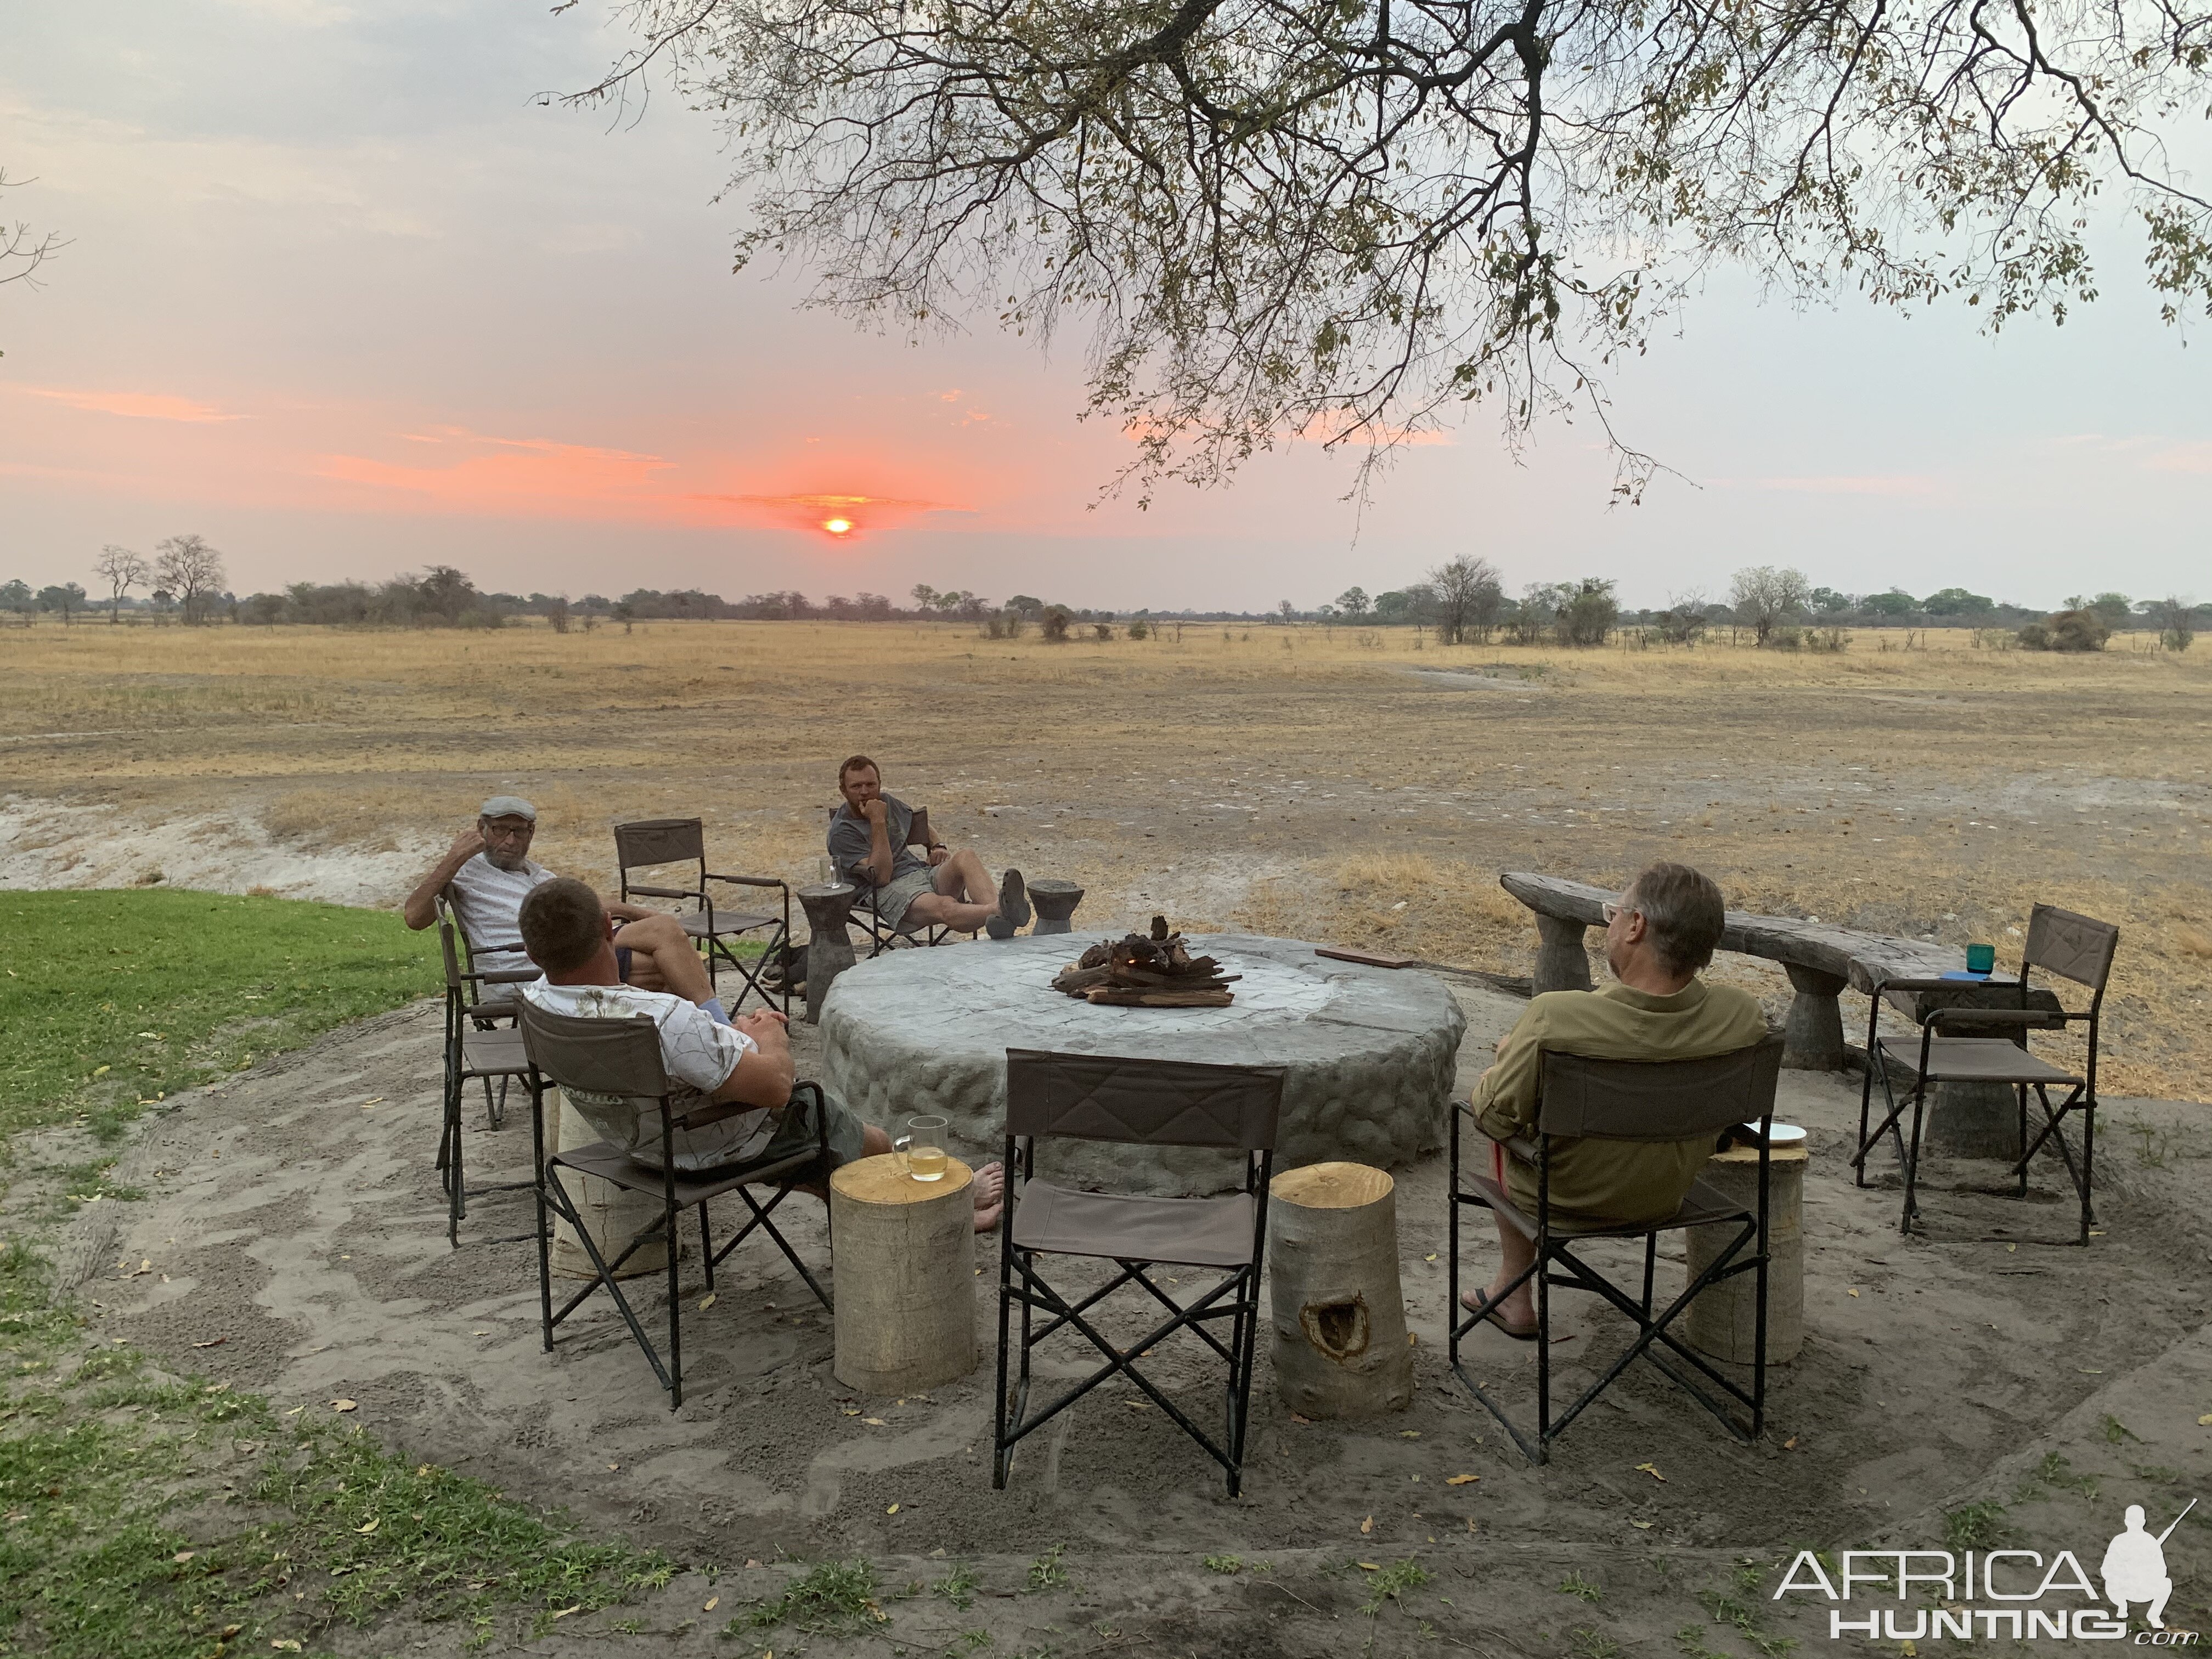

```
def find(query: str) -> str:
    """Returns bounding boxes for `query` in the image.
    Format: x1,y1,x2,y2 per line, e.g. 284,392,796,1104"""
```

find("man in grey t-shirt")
828,757,1030,939
402,794,686,986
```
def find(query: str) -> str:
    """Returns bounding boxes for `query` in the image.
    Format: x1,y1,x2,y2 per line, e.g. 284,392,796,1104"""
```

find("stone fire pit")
819,932,1467,1195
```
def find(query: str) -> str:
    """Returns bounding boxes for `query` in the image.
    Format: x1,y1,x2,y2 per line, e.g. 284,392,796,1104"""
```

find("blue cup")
1965,943,1996,975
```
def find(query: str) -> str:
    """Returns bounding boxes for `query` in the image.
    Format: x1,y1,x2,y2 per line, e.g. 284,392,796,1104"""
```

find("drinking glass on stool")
896,1115,951,1181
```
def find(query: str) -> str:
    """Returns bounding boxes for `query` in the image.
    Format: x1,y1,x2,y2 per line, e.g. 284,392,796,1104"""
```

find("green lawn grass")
0,890,672,1657
0,891,437,1141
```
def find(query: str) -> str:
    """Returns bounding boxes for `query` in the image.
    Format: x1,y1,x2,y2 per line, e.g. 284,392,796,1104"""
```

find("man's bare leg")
1459,1211,1538,1326
612,912,709,1001
904,891,998,933
936,848,996,907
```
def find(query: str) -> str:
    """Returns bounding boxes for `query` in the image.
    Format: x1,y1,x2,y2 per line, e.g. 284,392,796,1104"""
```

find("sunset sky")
3,1,2206,612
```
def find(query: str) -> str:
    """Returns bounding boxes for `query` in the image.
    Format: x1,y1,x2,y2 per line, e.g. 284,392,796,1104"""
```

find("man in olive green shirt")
1466,862,1768,1337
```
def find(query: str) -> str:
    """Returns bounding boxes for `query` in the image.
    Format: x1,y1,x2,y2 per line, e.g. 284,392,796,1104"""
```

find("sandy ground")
31,969,2212,1656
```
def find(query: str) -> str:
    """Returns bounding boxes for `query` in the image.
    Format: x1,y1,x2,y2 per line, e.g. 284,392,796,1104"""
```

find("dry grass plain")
4,617,2209,1099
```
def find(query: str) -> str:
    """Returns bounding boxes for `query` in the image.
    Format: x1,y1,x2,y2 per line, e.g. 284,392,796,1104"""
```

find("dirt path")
44,973,2212,1655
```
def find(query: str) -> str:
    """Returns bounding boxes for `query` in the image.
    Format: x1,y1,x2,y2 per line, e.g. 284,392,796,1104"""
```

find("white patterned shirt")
522,979,771,1171
447,853,557,970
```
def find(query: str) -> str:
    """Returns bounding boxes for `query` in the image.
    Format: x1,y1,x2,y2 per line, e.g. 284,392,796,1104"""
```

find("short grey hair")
1624,862,1726,977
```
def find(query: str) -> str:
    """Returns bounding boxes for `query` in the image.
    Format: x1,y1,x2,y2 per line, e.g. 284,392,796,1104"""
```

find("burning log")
1052,916,1239,1007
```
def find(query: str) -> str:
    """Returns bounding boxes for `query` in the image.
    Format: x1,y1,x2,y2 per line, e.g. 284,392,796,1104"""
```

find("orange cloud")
687,491,963,535
318,430,675,512
15,385,242,422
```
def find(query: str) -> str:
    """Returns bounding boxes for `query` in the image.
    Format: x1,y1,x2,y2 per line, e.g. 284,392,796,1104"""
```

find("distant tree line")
3,543,2200,653
1284,563,2204,653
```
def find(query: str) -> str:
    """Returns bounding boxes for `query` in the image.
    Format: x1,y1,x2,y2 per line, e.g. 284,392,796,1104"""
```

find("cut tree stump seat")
1498,872,2062,1072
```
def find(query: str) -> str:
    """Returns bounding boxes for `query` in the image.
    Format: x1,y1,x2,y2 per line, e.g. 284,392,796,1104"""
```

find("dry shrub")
1334,851,1449,891
2176,923,2212,960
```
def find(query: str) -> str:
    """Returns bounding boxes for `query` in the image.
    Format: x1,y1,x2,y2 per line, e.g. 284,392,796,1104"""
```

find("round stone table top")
819,933,1467,1194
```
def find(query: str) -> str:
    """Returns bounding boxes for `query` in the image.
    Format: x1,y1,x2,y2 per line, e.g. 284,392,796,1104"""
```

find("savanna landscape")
7,617,2209,1098
4,616,2211,1659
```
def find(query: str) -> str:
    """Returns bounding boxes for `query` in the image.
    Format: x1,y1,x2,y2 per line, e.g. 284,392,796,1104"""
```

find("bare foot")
970,1160,1007,1233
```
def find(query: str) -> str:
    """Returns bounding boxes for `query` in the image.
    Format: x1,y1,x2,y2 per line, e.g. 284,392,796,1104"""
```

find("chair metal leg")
2017,1085,2030,1197
531,1084,555,1353
1641,1234,1657,1318
1534,1241,1553,1462
1447,1105,1462,1368
993,1243,1015,1489
665,1172,684,1410
2080,1099,2096,1241
449,1088,466,1247
700,1200,715,1292
1901,1084,1928,1233
1855,995,1884,1187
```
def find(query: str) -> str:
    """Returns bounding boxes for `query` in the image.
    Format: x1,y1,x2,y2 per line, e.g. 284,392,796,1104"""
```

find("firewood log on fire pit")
1050,915,1240,1008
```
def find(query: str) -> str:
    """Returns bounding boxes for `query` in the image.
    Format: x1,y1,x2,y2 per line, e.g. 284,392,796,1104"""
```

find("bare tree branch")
555,0,2212,494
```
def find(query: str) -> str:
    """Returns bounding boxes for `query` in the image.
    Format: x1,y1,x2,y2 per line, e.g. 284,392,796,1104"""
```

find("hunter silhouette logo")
1776,1495,2201,1643
2104,1501,2194,1630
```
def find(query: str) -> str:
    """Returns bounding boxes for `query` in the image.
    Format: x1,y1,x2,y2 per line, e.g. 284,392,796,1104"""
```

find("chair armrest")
471,967,541,985
1872,976,1961,994
1452,1100,1533,1163
706,872,787,890
624,883,696,901
1926,1007,2066,1031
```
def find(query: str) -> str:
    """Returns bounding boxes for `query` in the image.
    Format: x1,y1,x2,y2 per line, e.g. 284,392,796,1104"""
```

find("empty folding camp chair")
1854,904,2117,1241
612,817,791,1013
995,1049,1285,1497
1448,1036,1785,1463
435,896,538,1249
825,805,969,955
517,1002,833,1409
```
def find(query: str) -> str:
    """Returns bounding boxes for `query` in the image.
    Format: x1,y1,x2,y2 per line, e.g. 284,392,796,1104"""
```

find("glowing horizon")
0,3,2204,609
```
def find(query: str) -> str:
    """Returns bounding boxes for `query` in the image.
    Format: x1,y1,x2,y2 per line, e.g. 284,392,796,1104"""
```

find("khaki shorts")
865,866,939,930
751,1086,872,1173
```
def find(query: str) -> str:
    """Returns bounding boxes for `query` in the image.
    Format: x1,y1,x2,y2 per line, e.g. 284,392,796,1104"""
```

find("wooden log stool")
1266,1161,1413,1417
830,1153,978,1393
545,1087,670,1281
797,882,859,1025
1685,1131,1808,1364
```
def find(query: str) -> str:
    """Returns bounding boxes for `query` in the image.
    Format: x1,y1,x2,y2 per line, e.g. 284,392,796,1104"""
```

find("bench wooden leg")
1780,964,1847,1071
1533,913,1594,994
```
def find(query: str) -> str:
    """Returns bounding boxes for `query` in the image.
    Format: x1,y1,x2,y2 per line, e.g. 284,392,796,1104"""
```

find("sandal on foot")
999,868,1031,928
1462,1289,1538,1341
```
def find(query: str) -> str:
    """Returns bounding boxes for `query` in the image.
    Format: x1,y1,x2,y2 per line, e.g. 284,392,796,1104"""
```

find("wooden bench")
1498,872,2042,1071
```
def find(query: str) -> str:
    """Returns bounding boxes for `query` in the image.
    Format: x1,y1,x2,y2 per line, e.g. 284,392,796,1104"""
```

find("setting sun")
822,517,854,536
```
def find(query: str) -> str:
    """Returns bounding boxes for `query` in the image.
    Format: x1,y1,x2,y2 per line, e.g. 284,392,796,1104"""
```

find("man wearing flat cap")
402,795,687,990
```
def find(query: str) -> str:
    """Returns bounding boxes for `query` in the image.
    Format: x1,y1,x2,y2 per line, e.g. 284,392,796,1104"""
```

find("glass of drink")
894,1115,951,1182
1965,942,1996,975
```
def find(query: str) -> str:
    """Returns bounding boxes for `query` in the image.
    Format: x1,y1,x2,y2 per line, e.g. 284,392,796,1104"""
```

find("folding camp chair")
435,896,539,1248
994,1049,1285,1497
1448,1036,1785,1464
1854,904,2117,1242
517,1002,833,1409
826,805,970,955
612,817,791,1013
